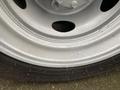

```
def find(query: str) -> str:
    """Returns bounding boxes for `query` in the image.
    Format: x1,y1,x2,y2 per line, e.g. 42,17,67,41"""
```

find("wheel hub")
35,0,94,15
53,0,92,9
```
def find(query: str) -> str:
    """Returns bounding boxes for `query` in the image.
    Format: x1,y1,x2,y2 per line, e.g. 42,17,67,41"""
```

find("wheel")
0,0,120,82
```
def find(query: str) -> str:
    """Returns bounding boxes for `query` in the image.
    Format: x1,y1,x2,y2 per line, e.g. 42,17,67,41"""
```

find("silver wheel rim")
0,0,120,68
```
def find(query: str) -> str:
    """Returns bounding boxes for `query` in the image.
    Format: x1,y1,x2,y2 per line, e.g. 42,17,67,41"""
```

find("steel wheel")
0,0,120,81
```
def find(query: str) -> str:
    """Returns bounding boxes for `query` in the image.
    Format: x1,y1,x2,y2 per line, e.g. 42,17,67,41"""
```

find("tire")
0,52,120,82
0,0,120,82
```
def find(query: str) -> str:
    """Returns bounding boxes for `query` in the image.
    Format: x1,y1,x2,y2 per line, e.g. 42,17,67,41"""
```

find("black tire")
0,52,120,82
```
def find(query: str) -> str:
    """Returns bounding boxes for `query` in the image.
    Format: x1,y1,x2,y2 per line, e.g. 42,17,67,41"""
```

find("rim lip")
0,0,120,68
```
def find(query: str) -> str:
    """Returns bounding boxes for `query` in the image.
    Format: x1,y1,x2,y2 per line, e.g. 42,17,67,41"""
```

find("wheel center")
35,0,94,15
52,0,88,9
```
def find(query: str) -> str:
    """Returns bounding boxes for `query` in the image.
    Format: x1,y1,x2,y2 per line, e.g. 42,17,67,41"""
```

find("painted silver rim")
0,0,120,68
